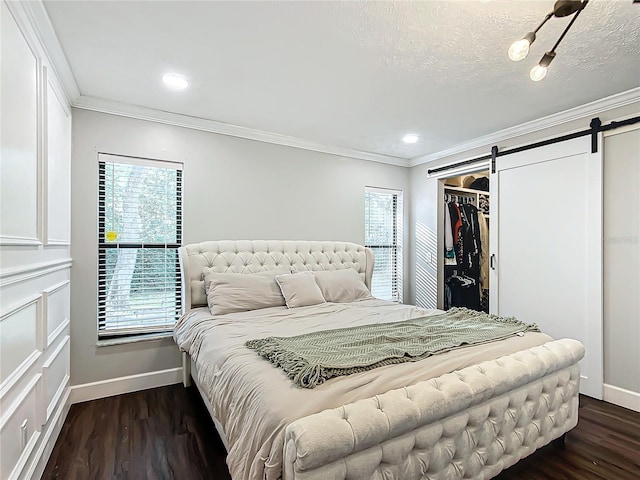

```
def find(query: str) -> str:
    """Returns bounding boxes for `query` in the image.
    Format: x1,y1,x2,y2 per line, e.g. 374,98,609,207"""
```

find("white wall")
603,126,640,404
0,2,72,478
408,99,640,407
70,108,410,387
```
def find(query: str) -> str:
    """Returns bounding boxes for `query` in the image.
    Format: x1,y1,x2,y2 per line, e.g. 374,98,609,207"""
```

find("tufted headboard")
179,240,375,311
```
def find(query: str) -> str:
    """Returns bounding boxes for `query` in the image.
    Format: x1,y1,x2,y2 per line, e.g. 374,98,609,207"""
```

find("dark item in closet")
446,275,481,311
448,202,462,246
469,177,489,191
479,195,490,215
458,204,481,280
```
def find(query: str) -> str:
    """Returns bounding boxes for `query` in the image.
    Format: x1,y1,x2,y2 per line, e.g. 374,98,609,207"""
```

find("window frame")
97,153,183,339
364,186,403,302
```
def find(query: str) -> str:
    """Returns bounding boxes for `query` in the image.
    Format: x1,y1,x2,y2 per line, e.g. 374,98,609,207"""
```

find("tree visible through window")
98,154,182,338
365,187,403,302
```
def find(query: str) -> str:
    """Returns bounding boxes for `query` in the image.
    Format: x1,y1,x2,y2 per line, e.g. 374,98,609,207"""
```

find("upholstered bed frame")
178,240,584,480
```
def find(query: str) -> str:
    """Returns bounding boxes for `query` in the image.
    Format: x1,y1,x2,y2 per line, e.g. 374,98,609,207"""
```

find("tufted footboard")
283,338,584,480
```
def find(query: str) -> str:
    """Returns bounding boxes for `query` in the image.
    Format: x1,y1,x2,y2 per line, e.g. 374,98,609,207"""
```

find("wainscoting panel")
42,335,70,423
0,296,42,389
43,280,70,347
0,374,42,480
45,79,71,246
0,1,40,246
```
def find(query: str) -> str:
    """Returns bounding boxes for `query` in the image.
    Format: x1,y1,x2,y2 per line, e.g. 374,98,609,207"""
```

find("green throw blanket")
245,308,539,388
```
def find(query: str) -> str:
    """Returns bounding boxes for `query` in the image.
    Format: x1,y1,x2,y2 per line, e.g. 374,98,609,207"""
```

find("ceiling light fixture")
508,0,589,81
162,73,190,90
403,134,420,144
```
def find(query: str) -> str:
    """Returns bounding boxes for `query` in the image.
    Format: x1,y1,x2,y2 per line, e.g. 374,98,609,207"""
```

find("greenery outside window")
365,187,403,302
98,154,182,338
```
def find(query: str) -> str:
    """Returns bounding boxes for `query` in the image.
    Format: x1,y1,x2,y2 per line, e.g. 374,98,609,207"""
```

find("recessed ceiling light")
403,134,420,144
162,73,189,90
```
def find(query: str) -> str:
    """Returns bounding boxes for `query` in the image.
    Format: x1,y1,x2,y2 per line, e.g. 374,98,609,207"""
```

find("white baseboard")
603,383,640,413
23,387,71,480
69,367,182,405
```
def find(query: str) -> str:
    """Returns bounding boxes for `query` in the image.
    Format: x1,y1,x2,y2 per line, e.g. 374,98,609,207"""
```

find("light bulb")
530,64,548,82
508,39,531,61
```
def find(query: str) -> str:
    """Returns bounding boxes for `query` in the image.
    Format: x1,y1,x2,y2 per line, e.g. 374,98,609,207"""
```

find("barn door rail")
428,115,640,176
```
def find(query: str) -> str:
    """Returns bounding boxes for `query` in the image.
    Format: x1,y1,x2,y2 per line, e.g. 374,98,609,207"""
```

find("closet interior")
443,171,490,313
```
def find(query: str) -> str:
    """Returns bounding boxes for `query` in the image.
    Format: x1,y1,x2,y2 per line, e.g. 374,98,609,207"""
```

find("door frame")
435,162,490,310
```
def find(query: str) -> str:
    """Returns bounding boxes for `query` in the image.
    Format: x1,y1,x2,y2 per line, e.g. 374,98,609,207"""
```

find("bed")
174,240,584,480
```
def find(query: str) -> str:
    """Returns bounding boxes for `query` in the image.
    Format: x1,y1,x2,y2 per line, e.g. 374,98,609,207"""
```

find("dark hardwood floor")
42,385,229,480
494,395,640,480
43,385,640,480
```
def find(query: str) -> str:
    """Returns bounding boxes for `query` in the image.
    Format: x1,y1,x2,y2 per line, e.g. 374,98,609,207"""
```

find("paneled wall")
0,2,72,479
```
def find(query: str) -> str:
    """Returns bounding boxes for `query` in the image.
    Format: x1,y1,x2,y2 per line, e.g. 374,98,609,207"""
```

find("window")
365,187,403,302
98,154,182,338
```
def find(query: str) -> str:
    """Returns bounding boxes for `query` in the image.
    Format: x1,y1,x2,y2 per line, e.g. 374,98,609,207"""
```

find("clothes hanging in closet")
445,274,481,311
457,203,481,278
444,201,483,311
444,202,458,265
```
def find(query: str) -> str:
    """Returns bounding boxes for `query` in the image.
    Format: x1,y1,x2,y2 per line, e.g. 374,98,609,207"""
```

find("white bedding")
174,299,552,480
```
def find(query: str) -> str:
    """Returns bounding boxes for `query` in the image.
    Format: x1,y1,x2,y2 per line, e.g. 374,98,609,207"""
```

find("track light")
509,0,589,81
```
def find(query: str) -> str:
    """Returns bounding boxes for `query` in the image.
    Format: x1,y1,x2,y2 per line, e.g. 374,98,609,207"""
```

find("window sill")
96,331,174,347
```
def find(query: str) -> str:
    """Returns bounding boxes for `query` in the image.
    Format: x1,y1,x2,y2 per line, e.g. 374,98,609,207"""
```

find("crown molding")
72,95,410,167
19,0,406,166
24,0,637,170
15,0,81,104
409,87,640,167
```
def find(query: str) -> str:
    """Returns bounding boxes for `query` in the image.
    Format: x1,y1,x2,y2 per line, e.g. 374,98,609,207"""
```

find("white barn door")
490,136,603,399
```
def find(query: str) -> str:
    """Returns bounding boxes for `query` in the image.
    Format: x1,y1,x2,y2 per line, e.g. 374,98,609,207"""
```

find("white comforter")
173,299,552,480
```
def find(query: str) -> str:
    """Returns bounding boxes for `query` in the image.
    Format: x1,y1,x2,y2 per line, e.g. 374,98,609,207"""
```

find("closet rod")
428,115,640,175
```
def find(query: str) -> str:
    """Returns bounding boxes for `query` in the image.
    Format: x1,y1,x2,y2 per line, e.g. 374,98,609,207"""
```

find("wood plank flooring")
43,385,640,480
42,385,229,480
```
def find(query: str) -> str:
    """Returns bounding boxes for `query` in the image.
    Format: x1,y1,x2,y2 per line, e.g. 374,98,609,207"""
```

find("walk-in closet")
442,171,490,313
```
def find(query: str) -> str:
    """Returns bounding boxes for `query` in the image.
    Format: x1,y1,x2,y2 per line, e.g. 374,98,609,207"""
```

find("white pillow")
313,269,372,303
203,268,288,315
275,272,326,308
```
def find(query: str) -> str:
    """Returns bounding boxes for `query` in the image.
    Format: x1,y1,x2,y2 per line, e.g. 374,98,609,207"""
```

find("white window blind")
365,187,403,302
98,154,182,338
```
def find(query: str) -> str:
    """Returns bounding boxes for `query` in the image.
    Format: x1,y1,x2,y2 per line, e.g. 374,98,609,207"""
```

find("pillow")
275,272,326,308
203,268,288,315
313,268,372,303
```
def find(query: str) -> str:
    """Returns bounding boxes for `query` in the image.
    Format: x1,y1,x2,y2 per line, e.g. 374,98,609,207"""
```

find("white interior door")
489,136,603,399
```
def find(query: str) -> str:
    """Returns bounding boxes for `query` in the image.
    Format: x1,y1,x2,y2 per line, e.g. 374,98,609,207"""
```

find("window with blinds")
98,154,182,338
365,187,403,302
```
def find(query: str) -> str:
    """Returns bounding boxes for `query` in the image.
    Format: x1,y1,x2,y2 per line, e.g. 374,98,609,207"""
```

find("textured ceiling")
44,0,640,160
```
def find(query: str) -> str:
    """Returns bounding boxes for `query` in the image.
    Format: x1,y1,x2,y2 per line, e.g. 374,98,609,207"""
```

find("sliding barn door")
489,136,603,399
